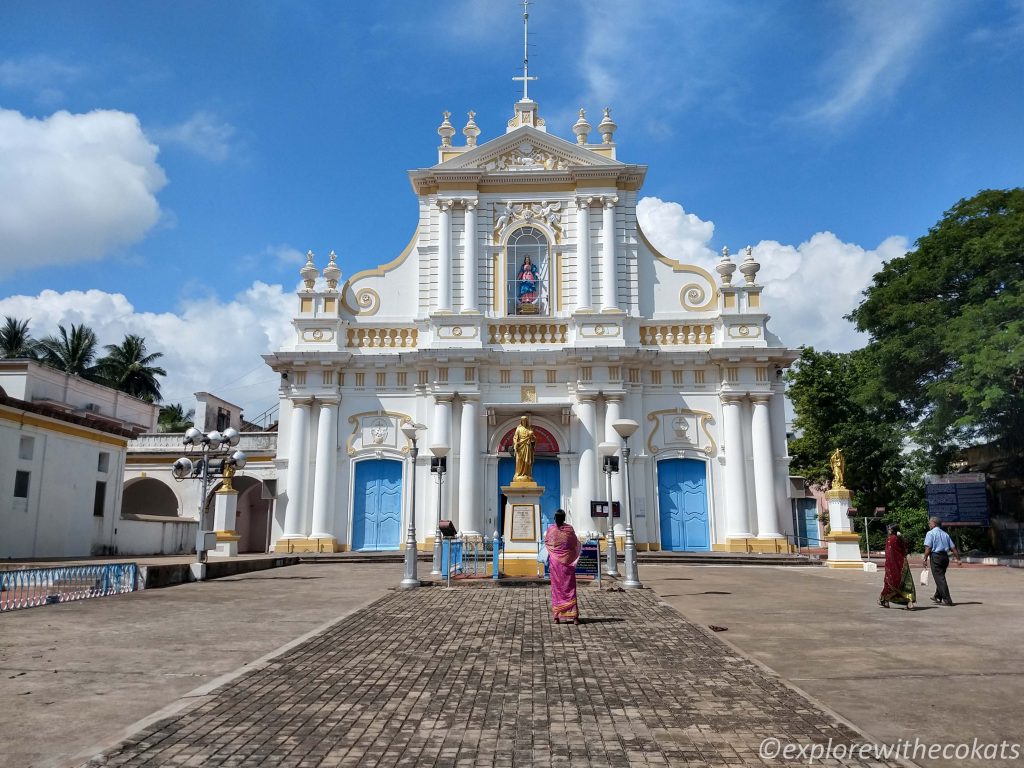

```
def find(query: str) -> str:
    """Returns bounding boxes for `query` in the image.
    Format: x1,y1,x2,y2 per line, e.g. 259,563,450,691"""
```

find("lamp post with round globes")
598,441,620,577
173,427,246,571
429,444,449,576
612,419,642,589
399,422,426,589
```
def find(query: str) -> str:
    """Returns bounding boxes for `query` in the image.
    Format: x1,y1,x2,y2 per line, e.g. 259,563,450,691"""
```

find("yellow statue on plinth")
512,415,537,485
830,448,846,490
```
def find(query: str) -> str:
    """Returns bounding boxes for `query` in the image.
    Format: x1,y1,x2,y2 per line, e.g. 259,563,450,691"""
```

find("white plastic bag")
537,544,549,564
919,568,930,587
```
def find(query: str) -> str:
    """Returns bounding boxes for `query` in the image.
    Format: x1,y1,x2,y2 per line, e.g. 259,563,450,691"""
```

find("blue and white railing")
0,563,139,612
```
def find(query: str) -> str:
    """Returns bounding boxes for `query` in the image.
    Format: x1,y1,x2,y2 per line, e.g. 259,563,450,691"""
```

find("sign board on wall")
924,473,989,526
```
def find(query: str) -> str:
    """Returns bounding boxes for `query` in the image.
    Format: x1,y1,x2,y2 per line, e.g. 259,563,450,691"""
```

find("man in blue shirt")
923,517,961,606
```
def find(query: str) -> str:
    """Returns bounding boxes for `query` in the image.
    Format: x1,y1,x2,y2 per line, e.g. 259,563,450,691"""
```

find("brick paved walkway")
84,586,901,767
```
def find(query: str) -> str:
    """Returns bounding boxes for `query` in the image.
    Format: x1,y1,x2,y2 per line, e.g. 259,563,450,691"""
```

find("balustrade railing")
346,327,418,348
0,563,139,612
488,323,568,345
639,324,715,345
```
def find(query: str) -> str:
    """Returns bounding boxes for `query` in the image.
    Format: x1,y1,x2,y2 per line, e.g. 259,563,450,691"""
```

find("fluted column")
604,396,625,506
575,198,593,311
750,395,781,538
462,201,478,313
600,195,619,311
282,398,312,539
457,396,481,533
721,394,752,538
437,200,452,313
575,394,599,532
309,398,339,541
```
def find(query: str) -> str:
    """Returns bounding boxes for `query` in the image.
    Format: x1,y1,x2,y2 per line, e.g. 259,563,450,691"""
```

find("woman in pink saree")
544,509,582,624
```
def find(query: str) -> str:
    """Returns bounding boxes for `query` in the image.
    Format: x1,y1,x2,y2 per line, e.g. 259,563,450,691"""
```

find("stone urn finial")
437,110,455,147
715,246,736,286
300,250,319,291
573,108,592,146
597,107,617,144
322,250,341,291
739,245,760,285
462,110,480,148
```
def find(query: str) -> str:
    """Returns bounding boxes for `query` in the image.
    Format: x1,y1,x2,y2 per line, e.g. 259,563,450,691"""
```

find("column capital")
576,393,598,404
434,393,455,403
458,392,481,403
291,397,314,407
437,199,454,212
316,395,340,406
575,196,595,209
602,195,619,209
462,198,478,211
749,393,772,405
604,393,624,403
719,393,745,406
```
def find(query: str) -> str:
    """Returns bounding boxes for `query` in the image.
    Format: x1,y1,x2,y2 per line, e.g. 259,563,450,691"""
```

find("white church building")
263,93,799,556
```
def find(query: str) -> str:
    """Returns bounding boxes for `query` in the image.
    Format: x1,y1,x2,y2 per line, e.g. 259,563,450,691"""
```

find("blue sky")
1,0,1022,416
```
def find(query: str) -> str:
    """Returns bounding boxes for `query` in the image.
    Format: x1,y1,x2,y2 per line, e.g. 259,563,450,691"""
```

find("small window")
13,470,30,499
93,481,107,517
216,407,231,432
97,452,110,473
18,436,34,461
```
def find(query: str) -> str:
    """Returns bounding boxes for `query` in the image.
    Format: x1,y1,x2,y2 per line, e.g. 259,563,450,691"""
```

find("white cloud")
636,196,907,352
802,1,947,125
151,111,237,163
0,108,167,275
0,55,82,105
0,283,294,418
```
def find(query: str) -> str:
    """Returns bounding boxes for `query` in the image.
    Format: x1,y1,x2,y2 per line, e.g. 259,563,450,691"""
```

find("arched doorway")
351,459,403,551
495,423,561,534
122,478,178,517
657,458,710,551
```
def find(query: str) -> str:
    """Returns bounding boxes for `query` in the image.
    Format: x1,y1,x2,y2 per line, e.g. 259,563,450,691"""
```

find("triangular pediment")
434,126,622,172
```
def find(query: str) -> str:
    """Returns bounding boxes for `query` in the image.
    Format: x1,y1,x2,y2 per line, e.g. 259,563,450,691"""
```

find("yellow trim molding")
340,230,418,314
0,405,129,448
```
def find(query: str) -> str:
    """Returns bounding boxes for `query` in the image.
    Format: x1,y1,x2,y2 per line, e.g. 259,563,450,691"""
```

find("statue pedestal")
501,483,544,577
212,487,240,557
824,488,863,569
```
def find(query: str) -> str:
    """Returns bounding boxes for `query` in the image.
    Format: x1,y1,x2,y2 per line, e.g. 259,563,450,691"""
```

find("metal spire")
512,0,537,101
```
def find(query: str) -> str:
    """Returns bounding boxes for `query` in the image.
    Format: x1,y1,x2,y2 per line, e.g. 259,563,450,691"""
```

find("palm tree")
38,323,99,376
95,334,167,401
158,402,195,432
0,316,38,359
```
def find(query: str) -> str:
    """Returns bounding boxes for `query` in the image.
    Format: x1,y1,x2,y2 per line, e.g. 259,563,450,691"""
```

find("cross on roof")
512,0,537,101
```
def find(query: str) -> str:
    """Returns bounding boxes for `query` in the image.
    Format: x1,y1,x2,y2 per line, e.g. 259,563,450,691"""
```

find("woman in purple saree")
544,509,581,624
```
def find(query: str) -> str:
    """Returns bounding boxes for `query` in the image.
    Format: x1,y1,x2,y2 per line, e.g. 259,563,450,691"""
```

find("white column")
213,486,239,557
575,394,599,532
457,396,480,534
575,198,593,311
282,398,311,539
721,394,752,538
437,200,452,313
462,202,478,313
600,195,619,311
750,395,781,538
431,394,452,450
604,396,625,506
309,398,339,541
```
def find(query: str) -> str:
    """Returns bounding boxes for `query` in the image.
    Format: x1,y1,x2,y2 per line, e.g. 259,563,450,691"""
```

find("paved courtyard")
81,585,898,768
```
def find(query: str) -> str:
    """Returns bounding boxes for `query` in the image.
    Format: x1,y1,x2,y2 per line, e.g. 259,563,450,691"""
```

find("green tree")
96,334,167,402
0,316,37,359
158,402,195,432
850,188,1024,463
37,323,99,377
786,347,909,516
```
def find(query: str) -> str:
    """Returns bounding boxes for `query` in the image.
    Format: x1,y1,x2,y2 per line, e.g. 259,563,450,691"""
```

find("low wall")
112,515,197,556
141,555,299,588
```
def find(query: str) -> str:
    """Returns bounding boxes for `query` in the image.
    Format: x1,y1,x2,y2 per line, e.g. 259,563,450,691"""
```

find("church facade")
263,96,798,555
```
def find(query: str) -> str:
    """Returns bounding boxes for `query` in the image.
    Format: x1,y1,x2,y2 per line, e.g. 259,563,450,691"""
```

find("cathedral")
263,90,799,557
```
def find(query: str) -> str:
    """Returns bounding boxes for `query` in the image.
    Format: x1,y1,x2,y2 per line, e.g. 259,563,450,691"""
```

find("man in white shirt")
923,517,961,606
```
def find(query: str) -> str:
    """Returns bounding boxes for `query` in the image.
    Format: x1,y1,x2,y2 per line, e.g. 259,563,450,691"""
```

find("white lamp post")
598,441,620,577
399,422,426,589
612,419,642,589
429,444,449,576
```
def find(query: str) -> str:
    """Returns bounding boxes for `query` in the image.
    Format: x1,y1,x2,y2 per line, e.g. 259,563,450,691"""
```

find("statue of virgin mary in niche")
517,255,540,309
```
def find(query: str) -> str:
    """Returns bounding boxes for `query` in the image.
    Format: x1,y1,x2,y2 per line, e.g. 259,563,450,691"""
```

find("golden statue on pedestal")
512,415,537,485
830,448,846,490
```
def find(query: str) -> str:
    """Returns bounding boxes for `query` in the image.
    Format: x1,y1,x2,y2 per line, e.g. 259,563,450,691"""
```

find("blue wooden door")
497,457,560,537
796,498,819,547
351,459,403,551
658,459,710,551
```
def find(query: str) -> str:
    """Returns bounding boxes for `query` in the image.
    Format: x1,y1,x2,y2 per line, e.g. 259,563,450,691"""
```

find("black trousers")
930,551,953,604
